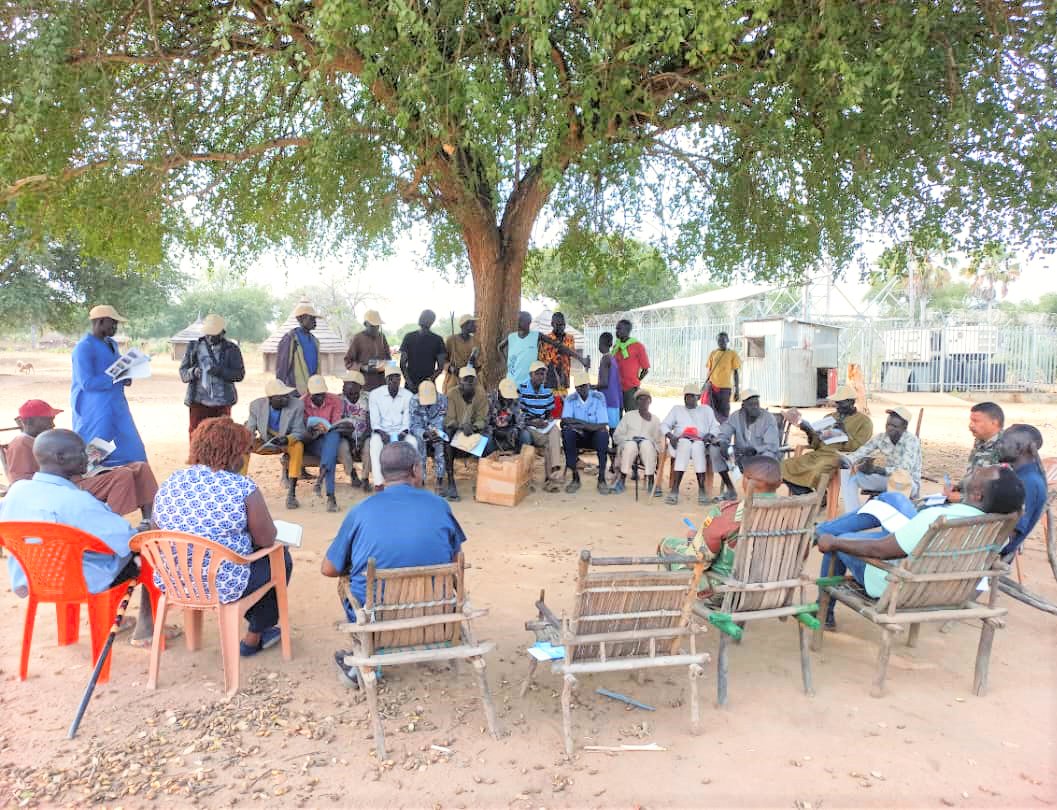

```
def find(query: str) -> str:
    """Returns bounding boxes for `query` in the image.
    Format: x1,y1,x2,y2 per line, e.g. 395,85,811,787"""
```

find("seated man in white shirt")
367,362,418,491
660,383,735,505
611,389,663,495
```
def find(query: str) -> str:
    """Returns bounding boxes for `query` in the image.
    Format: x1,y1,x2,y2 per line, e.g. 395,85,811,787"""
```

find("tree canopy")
2,2,1055,379
524,227,678,322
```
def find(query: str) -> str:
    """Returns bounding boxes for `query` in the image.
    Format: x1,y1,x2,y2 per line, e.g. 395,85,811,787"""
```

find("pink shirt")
302,392,343,425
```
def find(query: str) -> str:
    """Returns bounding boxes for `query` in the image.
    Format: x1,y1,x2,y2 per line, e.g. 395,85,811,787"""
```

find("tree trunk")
464,221,524,389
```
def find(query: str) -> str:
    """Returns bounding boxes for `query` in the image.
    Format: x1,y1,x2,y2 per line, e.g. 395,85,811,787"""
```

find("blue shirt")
518,381,554,419
268,407,282,433
294,327,319,376
506,330,540,385
1,472,134,596
325,484,466,619
562,389,608,424
1006,461,1047,554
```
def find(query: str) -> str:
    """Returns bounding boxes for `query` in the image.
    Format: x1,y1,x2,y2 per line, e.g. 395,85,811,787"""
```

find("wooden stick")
583,743,667,752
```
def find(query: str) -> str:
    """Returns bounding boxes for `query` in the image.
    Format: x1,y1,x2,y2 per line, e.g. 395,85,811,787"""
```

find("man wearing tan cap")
838,405,922,512
245,379,308,509
367,362,417,490
179,313,246,437
660,383,729,504
517,361,563,492
780,384,873,495
71,304,146,466
409,379,451,496
443,367,491,499
344,310,391,392
302,375,344,511
612,389,663,495
335,369,371,488
443,314,480,394
485,377,526,454
717,389,780,472
276,302,321,394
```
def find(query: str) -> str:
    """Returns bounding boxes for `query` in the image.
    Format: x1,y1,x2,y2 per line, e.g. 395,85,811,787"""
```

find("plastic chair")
137,530,292,695
0,521,131,683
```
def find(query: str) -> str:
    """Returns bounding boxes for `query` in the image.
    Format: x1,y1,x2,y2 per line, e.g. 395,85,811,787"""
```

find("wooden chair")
521,550,710,755
138,530,292,695
338,552,500,758
813,512,1018,697
692,490,823,706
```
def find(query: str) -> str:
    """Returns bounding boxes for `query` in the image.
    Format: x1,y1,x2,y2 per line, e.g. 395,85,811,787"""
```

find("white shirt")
661,404,720,440
369,385,414,433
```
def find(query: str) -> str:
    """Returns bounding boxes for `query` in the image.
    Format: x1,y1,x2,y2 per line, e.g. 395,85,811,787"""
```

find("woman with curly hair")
152,416,293,656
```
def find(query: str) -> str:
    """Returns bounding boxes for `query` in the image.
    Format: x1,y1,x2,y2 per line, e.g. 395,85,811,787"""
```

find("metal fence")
582,312,1057,395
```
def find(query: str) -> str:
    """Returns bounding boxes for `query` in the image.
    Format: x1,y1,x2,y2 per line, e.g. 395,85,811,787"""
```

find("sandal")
239,626,282,657
664,492,679,505
130,624,183,648
542,479,562,493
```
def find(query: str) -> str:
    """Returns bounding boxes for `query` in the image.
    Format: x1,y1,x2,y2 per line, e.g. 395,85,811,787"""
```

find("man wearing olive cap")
276,302,321,394
71,305,147,466
780,384,873,494
179,313,246,437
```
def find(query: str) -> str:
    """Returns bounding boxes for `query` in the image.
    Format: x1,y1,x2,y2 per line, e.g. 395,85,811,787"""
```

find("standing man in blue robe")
276,302,321,395
71,305,147,467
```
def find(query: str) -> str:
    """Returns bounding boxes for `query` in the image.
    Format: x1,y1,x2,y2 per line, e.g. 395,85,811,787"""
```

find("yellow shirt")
707,349,741,388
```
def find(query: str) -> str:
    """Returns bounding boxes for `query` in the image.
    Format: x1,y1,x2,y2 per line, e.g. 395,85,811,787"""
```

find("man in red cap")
6,400,158,527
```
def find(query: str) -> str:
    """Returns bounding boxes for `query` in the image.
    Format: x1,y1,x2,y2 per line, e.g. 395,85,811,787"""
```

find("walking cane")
67,580,138,739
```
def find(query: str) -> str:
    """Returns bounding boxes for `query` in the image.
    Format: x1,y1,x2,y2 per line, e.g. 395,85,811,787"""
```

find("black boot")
286,479,299,509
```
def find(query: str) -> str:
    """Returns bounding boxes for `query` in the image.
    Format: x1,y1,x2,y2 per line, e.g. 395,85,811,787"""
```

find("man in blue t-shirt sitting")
817,465,1024,628
322,441,466,687
996,424,1048,562
560,372,611,495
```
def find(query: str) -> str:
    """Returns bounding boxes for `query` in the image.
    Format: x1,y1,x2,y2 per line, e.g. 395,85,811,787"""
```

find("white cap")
363,309,384,326
459,366,477,379
498,378,519,399
294,303,318,318
683,383,701,396
417,380,438,405
341,370,365,385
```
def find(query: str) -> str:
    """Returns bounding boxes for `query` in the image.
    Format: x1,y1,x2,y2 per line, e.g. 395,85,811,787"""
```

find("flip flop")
542,480,562,493
130,624,183,648
664,493,679,505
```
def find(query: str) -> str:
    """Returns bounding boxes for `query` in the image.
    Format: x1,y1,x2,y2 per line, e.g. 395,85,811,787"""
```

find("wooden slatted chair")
692,490,823,706
812,512,1018,698
521,550,710,755
338,552,500,758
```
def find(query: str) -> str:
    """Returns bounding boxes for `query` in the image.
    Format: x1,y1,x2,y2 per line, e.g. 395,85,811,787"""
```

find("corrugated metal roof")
632,282,777,312
261,298,347,354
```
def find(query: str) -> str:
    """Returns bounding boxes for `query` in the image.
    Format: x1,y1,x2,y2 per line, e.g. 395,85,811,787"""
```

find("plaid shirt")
846,431,923,496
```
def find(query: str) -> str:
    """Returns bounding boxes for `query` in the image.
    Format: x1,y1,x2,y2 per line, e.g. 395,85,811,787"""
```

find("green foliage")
0,234,183,337
0,1,1054,307
142,283,278,343
524,227,679,322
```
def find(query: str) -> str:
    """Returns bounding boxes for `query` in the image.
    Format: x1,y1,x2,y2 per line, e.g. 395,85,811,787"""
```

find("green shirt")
863,503,983,598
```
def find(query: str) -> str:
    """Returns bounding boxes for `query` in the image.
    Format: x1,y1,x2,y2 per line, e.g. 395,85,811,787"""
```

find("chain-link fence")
582,309,1057,395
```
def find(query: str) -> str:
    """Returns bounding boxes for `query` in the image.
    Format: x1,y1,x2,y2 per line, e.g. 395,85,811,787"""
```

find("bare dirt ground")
0,349,1055,809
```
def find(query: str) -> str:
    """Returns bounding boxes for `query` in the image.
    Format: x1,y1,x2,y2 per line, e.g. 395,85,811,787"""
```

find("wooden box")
475,446,535,507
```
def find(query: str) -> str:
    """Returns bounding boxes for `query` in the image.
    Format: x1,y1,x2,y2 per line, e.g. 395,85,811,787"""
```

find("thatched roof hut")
168,319,205,362
261,298,347,375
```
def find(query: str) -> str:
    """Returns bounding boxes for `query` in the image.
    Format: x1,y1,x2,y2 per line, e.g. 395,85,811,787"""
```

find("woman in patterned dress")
152,416,293,656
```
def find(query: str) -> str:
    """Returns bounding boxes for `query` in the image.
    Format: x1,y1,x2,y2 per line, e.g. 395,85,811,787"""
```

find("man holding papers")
367,362,417,491
71,305,147,466
780,385,872,495
443,367,490,500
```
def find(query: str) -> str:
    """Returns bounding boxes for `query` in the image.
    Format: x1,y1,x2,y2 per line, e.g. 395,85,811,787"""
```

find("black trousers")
561,427,608,476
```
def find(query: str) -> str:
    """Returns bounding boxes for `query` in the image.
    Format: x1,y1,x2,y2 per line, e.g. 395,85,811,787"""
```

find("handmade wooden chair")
338,552,500,758
655,435,717,499
693,490,823,706
138,530,292,695
521,550,710,755
812,512,1018,697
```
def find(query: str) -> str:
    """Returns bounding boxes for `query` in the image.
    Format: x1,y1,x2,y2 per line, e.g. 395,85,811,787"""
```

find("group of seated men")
242,354,794,506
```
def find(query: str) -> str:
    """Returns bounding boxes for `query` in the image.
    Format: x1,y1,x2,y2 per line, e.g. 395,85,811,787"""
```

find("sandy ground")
0,349,1055,809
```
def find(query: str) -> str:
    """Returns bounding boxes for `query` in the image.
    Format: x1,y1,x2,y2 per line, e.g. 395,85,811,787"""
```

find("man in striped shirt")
518,361,563,493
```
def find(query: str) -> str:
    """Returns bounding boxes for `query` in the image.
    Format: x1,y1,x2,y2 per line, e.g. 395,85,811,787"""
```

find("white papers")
858,498,911,533
105,348,151,384
274,520,303,548
810,416,848,445
84,437,116,476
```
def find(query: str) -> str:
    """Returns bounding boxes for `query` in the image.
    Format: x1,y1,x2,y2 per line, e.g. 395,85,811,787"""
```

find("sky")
195,234,1057,328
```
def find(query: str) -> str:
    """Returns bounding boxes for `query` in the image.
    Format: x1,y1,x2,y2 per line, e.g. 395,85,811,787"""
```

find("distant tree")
865,227,958,322
963,242,1021,307
282,274,379,341
679,280,723,298
523,229,679,324
145,284,278,343
0,236,183,343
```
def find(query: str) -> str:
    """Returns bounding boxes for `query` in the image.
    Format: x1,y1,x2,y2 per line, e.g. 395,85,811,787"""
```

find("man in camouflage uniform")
945,401,1004,503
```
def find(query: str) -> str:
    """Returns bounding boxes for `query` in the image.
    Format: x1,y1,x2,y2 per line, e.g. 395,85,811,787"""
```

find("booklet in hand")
105,348,151,384
84,437,117,476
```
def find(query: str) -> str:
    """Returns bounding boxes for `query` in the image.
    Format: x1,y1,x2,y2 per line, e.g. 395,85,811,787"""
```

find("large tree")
1,2,1054,380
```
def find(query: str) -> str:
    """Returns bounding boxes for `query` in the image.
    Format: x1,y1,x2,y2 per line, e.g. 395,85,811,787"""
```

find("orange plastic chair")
0,521,131,683
137,530,292,695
